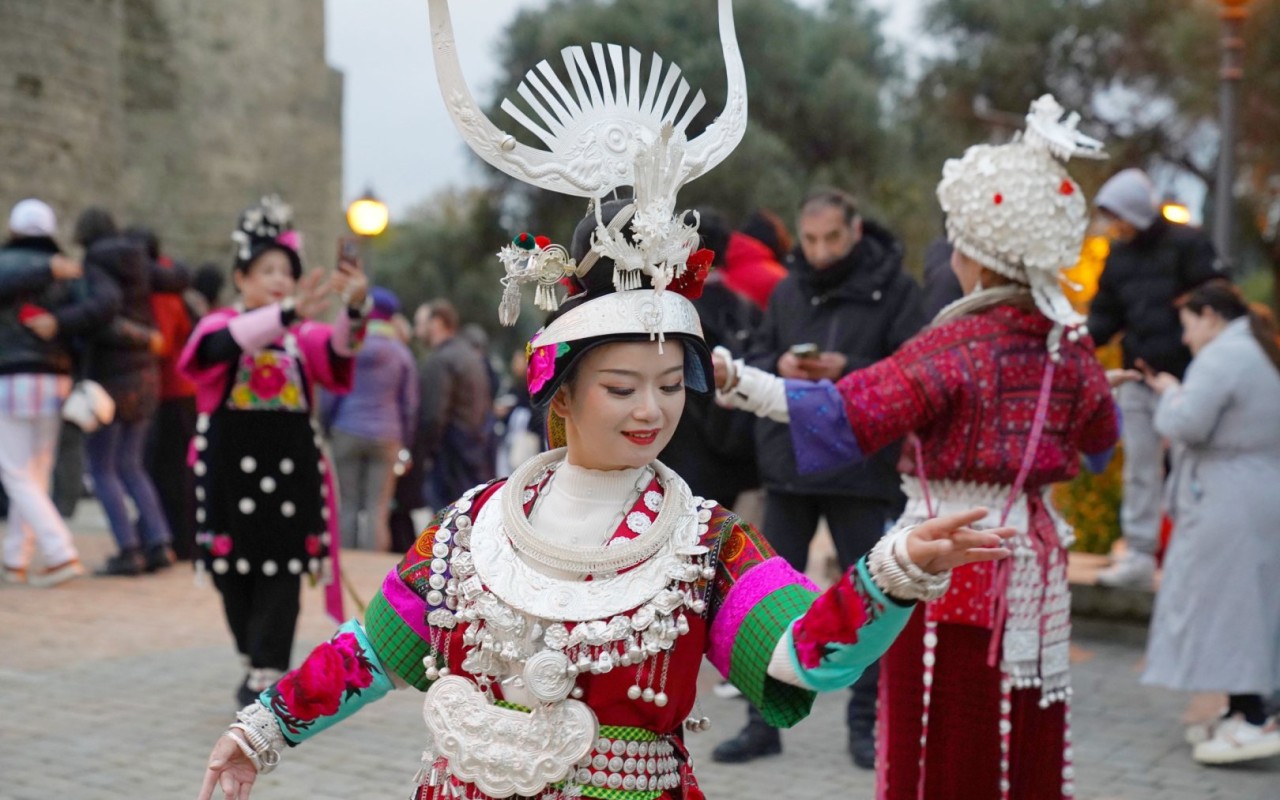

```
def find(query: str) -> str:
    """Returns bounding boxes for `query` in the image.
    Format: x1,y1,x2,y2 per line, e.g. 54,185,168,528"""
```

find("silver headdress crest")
428,0,747,326
936,94,1108,357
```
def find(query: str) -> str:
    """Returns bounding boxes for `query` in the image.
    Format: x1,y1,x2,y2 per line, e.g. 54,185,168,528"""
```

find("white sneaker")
1182,706,1223,742
30,559,85,587
712,680,743,700
1095,551,1156,589
1192,715,1280,765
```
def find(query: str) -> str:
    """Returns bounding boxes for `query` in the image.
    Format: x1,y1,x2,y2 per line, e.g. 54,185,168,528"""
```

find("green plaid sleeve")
364,590,435,690
730,583,820,728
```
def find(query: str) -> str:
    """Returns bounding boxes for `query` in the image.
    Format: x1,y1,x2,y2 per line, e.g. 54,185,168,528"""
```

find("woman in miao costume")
715,96,1121,799
178,195,369,707
196,2,1015,799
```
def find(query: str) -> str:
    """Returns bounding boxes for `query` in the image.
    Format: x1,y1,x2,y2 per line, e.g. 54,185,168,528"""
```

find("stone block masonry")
0,0,343,270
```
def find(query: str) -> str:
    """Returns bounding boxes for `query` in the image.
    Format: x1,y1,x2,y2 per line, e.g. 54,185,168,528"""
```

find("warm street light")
346,190,389,238
1162,202,1193,225
1213,0,1251,269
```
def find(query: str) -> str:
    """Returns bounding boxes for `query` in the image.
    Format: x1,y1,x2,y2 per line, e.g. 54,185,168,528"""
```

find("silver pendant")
423,676,597,798
523,650,575,703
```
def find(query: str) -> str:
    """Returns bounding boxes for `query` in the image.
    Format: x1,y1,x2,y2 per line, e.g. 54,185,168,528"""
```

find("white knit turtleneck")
527,461,651,549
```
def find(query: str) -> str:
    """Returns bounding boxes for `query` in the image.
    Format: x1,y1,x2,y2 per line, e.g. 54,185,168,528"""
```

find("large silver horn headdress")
428,0,748,325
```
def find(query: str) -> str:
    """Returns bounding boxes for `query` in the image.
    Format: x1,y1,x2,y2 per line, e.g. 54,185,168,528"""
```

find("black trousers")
146,397,197,559
750,491,891,733
213,571,302,671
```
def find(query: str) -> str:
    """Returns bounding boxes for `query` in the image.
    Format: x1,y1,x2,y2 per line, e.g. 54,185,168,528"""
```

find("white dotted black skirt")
193,409,329,578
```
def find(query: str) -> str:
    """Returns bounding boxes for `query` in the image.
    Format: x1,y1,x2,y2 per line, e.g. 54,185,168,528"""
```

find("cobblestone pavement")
1,508,1276,800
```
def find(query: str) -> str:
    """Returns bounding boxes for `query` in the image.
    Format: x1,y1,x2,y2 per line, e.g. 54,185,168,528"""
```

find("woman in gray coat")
1135,281,1280,765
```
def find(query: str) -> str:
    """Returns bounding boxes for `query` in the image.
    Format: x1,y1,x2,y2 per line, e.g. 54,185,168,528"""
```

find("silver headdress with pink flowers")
428,0,747,334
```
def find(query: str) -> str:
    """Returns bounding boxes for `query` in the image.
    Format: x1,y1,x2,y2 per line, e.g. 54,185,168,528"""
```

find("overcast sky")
323,0,923,220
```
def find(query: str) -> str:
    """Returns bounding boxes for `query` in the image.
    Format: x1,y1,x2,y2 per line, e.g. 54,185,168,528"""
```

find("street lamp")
346,189,389,238
1213,0,1250,270
345,188,389,274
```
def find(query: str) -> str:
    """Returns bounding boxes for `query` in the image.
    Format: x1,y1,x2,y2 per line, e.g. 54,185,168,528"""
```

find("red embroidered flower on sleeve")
331,632,375,691
275,643,347,722
791,567,868,670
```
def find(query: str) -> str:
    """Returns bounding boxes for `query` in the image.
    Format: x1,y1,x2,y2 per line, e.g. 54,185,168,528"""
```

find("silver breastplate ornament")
418,452,717,799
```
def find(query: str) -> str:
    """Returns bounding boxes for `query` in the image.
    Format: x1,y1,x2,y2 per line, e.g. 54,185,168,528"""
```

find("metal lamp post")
1213,0,1250,270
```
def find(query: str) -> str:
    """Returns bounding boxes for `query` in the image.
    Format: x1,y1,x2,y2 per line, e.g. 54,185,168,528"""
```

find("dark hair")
692,207,731,268
123,225,160,260
429,299,460,332
1178,280,1280,373
739,208,792,261
193,262,226,307
74,207,117,248
799,188,859,224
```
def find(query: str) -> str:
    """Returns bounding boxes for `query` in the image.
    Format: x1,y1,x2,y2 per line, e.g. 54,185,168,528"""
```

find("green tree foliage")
917,0,1280,305
368,187,538,355
485,0,927,258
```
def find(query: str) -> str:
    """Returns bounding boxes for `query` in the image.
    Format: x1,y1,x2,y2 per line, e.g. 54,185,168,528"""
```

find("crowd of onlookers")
2,164,1277,764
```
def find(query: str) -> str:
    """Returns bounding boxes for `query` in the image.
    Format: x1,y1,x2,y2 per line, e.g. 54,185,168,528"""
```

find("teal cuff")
784,557,915,693
259,619,396,746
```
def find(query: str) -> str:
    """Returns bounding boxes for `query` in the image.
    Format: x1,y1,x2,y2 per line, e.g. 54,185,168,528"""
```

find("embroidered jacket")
786,302,1119,630
250,468,916,800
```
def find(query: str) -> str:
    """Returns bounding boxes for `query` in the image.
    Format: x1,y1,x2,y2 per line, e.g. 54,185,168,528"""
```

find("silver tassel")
535,283,561,312
498,280,523,326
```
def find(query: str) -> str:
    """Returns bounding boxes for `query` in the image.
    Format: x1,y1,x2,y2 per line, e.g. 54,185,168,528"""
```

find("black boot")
235,676,258,708
143,544,175,573
847,661,879,769
95,549,144,577
711,704,781,763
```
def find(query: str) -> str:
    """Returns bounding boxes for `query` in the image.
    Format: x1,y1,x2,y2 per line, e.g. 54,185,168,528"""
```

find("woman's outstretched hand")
904,507,1015,575
197,735,258,800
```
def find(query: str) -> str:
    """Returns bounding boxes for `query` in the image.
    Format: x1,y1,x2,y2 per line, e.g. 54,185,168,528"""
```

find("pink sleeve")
296,320,355,394
178,310,237,415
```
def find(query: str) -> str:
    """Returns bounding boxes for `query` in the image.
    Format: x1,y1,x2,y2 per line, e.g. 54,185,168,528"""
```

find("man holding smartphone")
713,188,925,769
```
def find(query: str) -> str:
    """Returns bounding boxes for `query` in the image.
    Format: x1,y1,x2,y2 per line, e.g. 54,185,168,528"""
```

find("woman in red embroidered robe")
195,201,1015,800
714,97,1121,800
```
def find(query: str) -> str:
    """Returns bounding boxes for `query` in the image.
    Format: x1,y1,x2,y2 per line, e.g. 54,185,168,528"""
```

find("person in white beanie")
1087,168,1221,589
0,199,119,585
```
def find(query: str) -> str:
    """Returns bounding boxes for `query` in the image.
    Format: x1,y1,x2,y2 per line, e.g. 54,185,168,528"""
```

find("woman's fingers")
915,507,990,540
197,767,219,800
944,529,1008,551
957,546,1012,565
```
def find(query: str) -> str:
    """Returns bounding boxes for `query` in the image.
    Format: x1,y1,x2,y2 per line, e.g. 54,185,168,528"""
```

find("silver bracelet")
868,525,951,602
226,702,285,774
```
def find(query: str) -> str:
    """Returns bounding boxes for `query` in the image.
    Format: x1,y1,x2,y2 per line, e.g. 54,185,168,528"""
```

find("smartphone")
337,237,361,270
789,343,820,360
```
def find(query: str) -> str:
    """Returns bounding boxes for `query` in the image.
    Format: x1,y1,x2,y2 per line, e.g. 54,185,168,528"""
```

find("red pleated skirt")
877,608,1068,800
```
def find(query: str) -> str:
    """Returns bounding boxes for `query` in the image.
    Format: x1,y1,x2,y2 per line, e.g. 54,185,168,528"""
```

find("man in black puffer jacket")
713,188,924,770
1087,168,1219,589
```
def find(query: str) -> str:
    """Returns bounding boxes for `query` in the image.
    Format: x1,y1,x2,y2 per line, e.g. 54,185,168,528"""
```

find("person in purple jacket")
322,287,419,552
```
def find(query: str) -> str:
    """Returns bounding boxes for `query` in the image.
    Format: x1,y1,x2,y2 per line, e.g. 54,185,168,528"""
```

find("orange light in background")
1161,202,1192,225
1061,235,1110,312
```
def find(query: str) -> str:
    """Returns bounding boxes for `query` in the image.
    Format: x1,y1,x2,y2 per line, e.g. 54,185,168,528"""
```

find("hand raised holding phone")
333,238,369,310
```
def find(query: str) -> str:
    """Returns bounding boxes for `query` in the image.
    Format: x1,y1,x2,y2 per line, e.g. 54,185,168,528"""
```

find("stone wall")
0,0,343,269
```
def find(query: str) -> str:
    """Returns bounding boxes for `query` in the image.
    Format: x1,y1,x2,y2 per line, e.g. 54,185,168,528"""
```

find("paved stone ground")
1,507,1276,800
